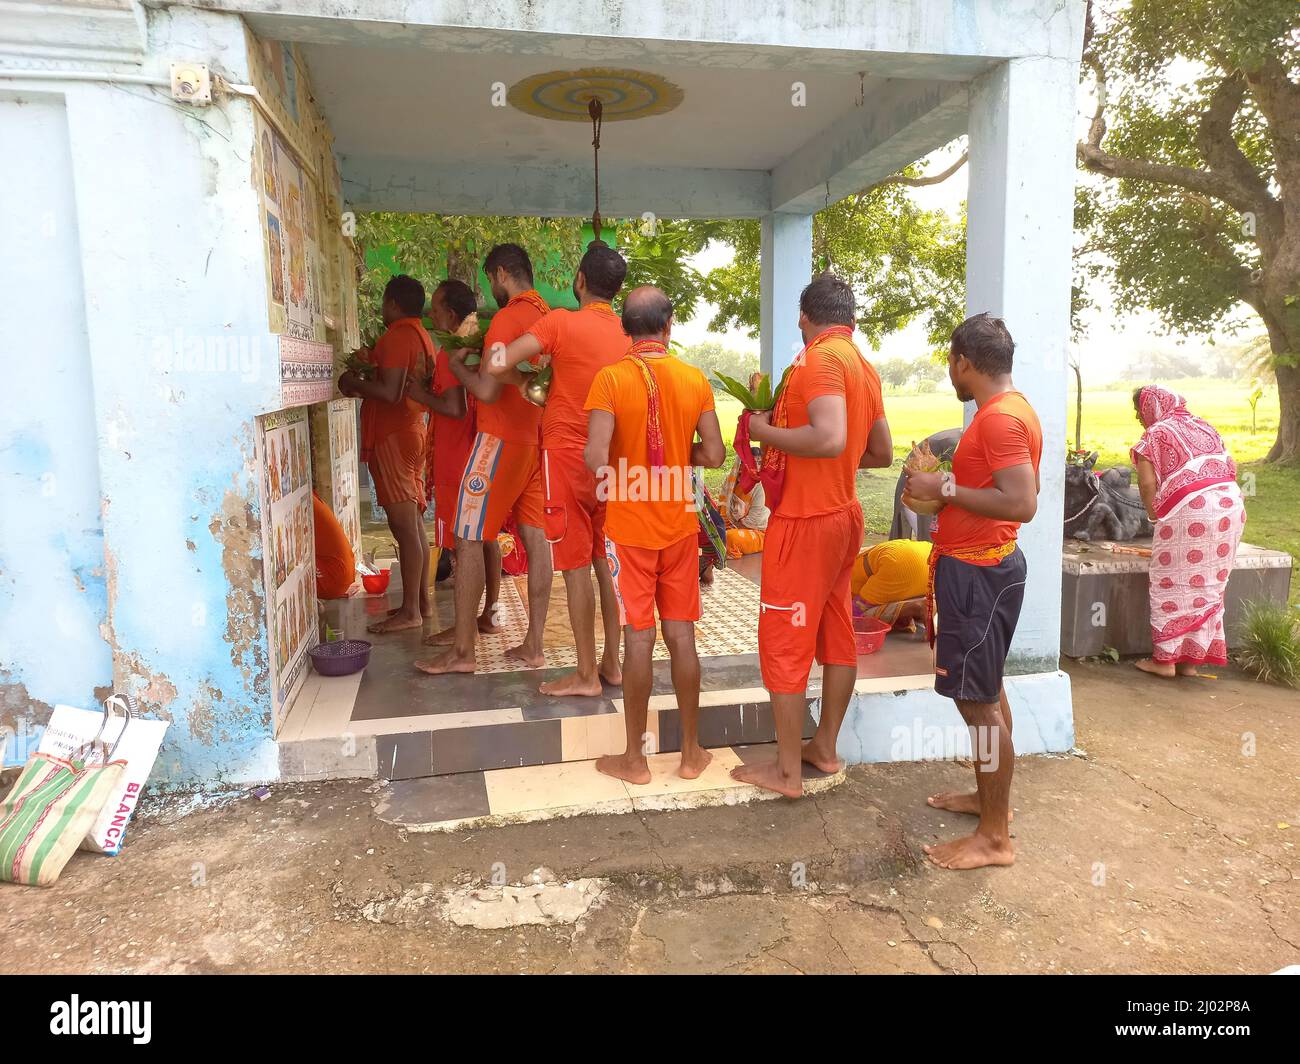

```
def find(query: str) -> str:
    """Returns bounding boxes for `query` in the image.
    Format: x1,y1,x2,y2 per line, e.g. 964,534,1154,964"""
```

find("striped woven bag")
0,747,125,887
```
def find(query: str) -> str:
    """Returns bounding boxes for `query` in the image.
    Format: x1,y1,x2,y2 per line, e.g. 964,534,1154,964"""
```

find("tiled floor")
372,745,846,832
278,552,937,784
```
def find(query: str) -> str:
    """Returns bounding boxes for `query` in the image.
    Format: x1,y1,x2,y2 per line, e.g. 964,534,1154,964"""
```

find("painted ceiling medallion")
508,68,683,122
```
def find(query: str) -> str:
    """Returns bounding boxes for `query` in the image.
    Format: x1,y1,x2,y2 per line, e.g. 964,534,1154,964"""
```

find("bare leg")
480,539,502,633
506,523,551,668
662,619,710,779
923,696,1016,870
928,685,1014,820
596,625,652,784
539,565,602,696
593,555,623,686
730,690,805,798
799,663,854,773
368,501,425,632
414,537,481,674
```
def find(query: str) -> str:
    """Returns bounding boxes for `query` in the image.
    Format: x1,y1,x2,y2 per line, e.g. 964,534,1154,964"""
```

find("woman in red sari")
1131,386,1245,678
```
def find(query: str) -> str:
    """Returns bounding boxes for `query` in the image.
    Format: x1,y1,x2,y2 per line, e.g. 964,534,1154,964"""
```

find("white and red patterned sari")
1131,387,1245,666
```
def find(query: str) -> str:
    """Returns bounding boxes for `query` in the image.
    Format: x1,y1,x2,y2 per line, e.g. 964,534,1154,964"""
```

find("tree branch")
1077,56,1278,222
858,152,968,197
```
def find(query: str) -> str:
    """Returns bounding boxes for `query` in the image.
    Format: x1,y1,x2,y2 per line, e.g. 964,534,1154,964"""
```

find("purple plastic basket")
309,639,372,677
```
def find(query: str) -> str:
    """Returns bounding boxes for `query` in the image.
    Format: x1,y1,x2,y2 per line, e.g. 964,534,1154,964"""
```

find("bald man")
584,287,726,782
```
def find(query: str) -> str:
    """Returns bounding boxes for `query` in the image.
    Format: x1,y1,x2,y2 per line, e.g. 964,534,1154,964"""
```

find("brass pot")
523,365,552,408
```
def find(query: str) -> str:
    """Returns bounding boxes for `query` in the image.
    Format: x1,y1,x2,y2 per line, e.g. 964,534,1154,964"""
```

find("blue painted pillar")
965,56,1077,669
760,212,813,379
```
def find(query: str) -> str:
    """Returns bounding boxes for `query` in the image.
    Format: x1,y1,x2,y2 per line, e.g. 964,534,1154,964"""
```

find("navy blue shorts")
933,548,1027,704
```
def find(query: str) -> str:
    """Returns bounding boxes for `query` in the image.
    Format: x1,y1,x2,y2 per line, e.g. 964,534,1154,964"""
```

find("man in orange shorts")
416,245,553,675
730,274,892,797
489,243,630,696
584,286,725,783
339,274,435,633
904,312,1042,871
405,279,502,649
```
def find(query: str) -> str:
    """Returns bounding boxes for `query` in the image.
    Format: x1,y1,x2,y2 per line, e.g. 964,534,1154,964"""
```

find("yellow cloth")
853,539,932,605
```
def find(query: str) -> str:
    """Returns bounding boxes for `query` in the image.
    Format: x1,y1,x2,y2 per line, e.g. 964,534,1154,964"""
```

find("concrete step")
370,745,845,833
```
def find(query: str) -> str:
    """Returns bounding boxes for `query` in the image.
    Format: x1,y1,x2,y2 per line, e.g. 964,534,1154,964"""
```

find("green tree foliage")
1076,0,1300,463
353,214,584,341
674,341,760,391
650,180,966,353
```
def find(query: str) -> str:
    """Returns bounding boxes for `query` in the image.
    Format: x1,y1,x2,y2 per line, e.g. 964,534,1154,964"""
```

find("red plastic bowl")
361,570,391,594
853,616,890,655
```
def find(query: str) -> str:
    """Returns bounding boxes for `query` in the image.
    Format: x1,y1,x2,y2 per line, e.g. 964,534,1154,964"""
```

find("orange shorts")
605,533,700,631
542,446,606,572
758,504,864,694
433,483,458,549
369,428,426,511
455,432,545,543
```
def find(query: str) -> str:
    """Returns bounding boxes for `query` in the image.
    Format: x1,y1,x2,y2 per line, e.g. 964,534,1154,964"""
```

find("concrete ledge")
830,669,1074,764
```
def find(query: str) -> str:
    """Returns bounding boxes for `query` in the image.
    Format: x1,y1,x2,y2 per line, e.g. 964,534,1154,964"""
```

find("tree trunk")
1259,300,1300,465
446,242,479,298
1265,357,1300,465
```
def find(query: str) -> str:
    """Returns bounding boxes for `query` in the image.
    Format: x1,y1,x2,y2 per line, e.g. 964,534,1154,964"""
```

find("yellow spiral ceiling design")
508,68,684,121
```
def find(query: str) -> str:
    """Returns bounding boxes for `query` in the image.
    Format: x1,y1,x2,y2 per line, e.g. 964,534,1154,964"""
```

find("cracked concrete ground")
1,660,1295,974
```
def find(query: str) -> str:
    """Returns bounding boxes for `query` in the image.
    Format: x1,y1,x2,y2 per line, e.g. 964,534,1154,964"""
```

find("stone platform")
1061,539,1293,659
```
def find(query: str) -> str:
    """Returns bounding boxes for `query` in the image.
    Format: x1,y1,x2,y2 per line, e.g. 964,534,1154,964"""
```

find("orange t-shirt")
479,290,548,445
527,302,630,451
773,333,885,520
312,492,355,599
932,390,1043,555
366,317,434,440
429,347,475,486
585,352,716,549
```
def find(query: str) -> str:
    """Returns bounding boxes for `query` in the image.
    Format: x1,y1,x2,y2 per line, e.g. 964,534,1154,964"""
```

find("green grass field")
710,378,1297,603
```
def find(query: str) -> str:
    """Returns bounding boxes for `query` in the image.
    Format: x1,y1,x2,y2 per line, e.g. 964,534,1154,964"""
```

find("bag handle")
71,693,135,766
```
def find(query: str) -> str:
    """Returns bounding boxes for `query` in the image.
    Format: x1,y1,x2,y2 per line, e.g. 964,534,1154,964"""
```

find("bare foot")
1175,663,1201,676
413,650,475,675
730,760,802,799
595,752,651,785
923,832,1015,870
424,625,456,646
505,643,545,668
539,671,603,697
800,738,843,774
927,790,1014,822
599,655,622,688
368,613,423,634
478,612,501,636
678,745,713,780
1135,658,1176,678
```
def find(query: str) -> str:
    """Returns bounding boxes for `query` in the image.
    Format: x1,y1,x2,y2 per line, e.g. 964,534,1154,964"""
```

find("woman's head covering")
1136,384,1188,428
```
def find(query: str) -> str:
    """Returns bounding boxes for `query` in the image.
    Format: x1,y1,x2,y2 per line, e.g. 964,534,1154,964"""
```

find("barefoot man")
489,243,630,695
416,246,553,675
903,312,1042,870
731,274,892,797
584,286,726,782
339,274,435,634
406,278,502,647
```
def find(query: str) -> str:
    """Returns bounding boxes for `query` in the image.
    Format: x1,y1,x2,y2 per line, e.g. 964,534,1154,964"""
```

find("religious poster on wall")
256,406,318,726
252,109,326,344
328,398,362,560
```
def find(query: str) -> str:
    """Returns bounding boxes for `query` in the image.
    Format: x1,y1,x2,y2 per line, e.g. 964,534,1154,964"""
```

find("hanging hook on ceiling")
588,97,604,242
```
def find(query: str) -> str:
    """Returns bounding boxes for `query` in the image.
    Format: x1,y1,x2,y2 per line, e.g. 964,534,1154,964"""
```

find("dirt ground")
2,660,1295,975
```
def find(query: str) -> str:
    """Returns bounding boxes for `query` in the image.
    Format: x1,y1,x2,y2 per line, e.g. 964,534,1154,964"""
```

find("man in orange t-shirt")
416,245,552,676
489,243,630,697
730,274,892,799
312,492,355,599
904,312,1042,872
404,279,502,653
338,274,434,633
584,286,726,784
